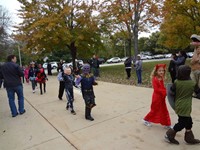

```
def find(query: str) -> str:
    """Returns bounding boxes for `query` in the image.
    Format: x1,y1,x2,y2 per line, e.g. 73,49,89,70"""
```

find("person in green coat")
165,65,200,145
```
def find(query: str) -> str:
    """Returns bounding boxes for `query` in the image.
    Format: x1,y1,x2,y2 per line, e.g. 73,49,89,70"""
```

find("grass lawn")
98,59,191,88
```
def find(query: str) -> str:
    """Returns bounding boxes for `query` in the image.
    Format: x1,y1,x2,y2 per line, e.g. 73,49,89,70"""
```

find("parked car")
62,60,84,68
121,57,128,62
98,58,105,64
43,62,58,69
153,54,165,59
138,55,153,60
106,57,121,63
187,52,193,58
165,53,172,58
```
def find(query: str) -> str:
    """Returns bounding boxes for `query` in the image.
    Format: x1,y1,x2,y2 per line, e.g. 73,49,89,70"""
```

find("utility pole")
18,45,22,66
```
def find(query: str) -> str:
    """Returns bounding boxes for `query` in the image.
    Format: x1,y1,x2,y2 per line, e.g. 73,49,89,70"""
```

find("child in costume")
24,65,30,84
63,67,76,115
165,65,200,145
36,64,47,95
76,63,97,121
143,64,171,128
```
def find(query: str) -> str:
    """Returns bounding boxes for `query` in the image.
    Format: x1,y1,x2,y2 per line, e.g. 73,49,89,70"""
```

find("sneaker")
164,125,172,129
33,90,35,93
142,119,152,127
66,105,69,110
71,110,76,115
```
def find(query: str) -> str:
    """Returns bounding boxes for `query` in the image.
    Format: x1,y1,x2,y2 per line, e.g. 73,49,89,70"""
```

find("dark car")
98,58,105,64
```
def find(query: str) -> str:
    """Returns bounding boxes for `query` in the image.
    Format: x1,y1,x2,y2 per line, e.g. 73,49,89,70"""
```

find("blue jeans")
6,85,24,116
136,70,142,84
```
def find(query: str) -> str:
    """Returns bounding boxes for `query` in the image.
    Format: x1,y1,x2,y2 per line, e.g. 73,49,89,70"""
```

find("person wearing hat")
75,63,97,121
190,35,200,98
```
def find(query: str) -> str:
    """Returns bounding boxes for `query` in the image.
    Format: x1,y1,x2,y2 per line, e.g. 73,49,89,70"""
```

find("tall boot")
184,130,200,144
165,128,179,145
85,107,94,121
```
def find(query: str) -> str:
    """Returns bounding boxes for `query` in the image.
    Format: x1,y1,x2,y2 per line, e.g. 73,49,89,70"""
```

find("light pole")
18,45,22,66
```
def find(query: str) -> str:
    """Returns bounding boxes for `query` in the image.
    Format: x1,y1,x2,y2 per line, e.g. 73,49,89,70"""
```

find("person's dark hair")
177,65,191,80
180,51,187,59
7,55,16,62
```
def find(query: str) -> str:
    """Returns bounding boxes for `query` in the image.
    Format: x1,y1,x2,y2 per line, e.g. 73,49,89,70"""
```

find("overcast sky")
0,0,150,37
0,0,21,24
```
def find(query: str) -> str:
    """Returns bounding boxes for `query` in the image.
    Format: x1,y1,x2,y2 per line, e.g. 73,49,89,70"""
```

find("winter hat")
82,63,90,74
177,65,191,80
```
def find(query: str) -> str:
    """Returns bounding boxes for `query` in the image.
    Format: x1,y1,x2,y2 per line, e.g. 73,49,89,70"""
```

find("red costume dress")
144,76,171,126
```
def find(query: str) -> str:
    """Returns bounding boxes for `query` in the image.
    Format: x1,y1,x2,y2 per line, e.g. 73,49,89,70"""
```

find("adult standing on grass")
135,55,142,85
172,50,187,74
91,54,100,79
0,54,26,117
124,56,132,79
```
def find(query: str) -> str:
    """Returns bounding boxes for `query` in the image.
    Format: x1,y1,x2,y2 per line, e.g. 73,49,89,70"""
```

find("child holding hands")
165,65,200,145
63,67,76,115
143,64,171,128
76,64,97,121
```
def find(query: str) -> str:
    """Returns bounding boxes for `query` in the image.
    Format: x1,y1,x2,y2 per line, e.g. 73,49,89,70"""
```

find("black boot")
165,128,179,145
184,130,200,144
85,107,94,121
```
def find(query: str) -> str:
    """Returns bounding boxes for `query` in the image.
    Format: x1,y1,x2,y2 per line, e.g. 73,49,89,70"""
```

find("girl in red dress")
143,64,171,128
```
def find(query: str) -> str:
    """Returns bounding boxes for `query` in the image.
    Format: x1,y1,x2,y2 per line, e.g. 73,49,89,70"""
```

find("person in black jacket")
57,60,65,100
124,57,132,79
91,55,100,79
47,62,52,75
0,55,26,117
168,53,177,83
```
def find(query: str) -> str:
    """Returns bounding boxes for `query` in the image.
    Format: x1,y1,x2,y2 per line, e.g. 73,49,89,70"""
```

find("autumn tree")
0,5,12,61
15,0,103,68
160,0,200,50
99,0,163,57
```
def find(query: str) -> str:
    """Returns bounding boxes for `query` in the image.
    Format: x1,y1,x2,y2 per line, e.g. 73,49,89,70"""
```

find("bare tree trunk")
127,38,132,57
68,42,77,70
133,3,140,58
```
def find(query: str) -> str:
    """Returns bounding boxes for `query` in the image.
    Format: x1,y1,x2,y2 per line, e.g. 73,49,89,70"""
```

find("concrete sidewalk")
1,76,200,150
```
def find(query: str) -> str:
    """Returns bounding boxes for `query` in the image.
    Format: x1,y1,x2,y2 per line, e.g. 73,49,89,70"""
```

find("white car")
106,57,121,63
121,57,128,62
62,60,84,68
187,52,193,58
43,62,58,69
